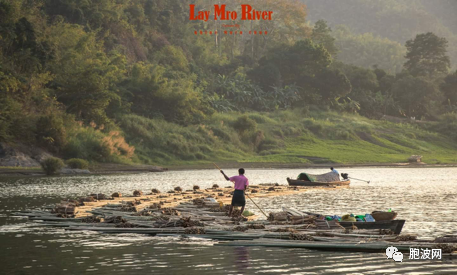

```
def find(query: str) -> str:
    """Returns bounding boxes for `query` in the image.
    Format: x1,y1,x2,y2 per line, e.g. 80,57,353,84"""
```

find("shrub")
309,105,321,112
282,125,302,136
198,144,213,153
63,127,112,162
209,126,231,141
40,157,65,175
303,119,324,134
358,124,373,134
233,115,257,133
301,106,310,116
248,113,274,124
66,158,89,169
335,130,351,140
405,132,416,139
195,152,206,160
253,130,265,149
35,114,67,153
102,131,135,158
270,127,284,138
258,138,283,152
430,113,457,141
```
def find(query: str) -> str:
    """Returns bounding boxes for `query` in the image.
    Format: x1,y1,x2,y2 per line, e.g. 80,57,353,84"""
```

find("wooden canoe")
338,219,406,235
287,177,350,187
300,208,405,235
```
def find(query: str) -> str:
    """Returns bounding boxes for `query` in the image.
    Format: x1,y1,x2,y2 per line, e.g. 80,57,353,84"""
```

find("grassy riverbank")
0,163,164,176
119,109,457,166
2,109,455,175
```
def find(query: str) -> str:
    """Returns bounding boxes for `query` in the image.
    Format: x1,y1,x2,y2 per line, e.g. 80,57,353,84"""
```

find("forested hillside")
303,0,457,71
1,0,456,166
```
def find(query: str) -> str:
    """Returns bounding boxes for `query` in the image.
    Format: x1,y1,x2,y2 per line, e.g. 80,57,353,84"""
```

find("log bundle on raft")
267,210,317,226
52,203,76,217
10,184,457,255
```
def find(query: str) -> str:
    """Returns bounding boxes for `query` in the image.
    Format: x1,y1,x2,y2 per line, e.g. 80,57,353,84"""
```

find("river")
1,167,457,274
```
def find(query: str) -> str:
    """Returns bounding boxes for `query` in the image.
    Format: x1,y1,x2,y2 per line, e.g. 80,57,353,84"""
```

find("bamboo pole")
245,193,268,218
213,162,269,218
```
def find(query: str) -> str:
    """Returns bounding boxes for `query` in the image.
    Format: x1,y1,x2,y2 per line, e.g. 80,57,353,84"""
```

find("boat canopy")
297,171,339,182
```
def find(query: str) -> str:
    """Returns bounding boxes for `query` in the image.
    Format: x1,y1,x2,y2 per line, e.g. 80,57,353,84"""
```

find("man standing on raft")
220,168,249,217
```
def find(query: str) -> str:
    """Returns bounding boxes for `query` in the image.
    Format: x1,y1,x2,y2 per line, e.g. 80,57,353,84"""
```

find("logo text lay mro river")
189,4,273,22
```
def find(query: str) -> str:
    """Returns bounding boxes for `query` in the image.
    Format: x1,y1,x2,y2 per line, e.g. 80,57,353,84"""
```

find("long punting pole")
348,177,371,183
213,163,269,218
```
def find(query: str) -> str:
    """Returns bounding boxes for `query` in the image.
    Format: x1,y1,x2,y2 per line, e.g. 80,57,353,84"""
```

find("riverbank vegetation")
120,110,457,165
1,0,457,167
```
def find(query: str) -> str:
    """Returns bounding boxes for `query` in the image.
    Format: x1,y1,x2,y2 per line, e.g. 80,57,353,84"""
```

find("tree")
0,96,23,141
440,70,457,106
404,32,450,78
122,63,210,124
249,39,331,91
47,24,126,127
342,65,380,117
35,114,67,153
246,63,281,93
156,45,189,73
250,0,311,57
311,20,338,57
314,68,351,100
392,75,440,118
332,25,406,74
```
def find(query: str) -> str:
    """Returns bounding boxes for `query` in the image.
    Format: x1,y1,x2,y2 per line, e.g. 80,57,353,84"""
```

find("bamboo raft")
10,184,457,255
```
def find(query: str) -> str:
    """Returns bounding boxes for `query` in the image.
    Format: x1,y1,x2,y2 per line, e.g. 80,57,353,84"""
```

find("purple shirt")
229,175,249,190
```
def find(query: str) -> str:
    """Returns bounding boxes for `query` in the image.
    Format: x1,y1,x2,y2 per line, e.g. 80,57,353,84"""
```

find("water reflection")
234,246,250,272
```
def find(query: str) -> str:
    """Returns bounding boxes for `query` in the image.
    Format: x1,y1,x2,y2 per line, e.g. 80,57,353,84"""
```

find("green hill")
1,0,456,169
119,110,457,166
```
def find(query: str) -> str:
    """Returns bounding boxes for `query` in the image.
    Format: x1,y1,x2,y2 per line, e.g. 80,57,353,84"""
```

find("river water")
1,167,457,274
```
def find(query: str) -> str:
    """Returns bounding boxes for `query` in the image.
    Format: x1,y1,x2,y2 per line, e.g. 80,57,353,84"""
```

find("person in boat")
330,167,340,180
220,168,249,217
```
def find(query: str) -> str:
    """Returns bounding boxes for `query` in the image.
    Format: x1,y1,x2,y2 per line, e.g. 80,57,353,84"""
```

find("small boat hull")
287,178,350,187
338,220,406,235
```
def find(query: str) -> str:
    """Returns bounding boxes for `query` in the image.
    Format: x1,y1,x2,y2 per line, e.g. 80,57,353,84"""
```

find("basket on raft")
371,211,397,221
